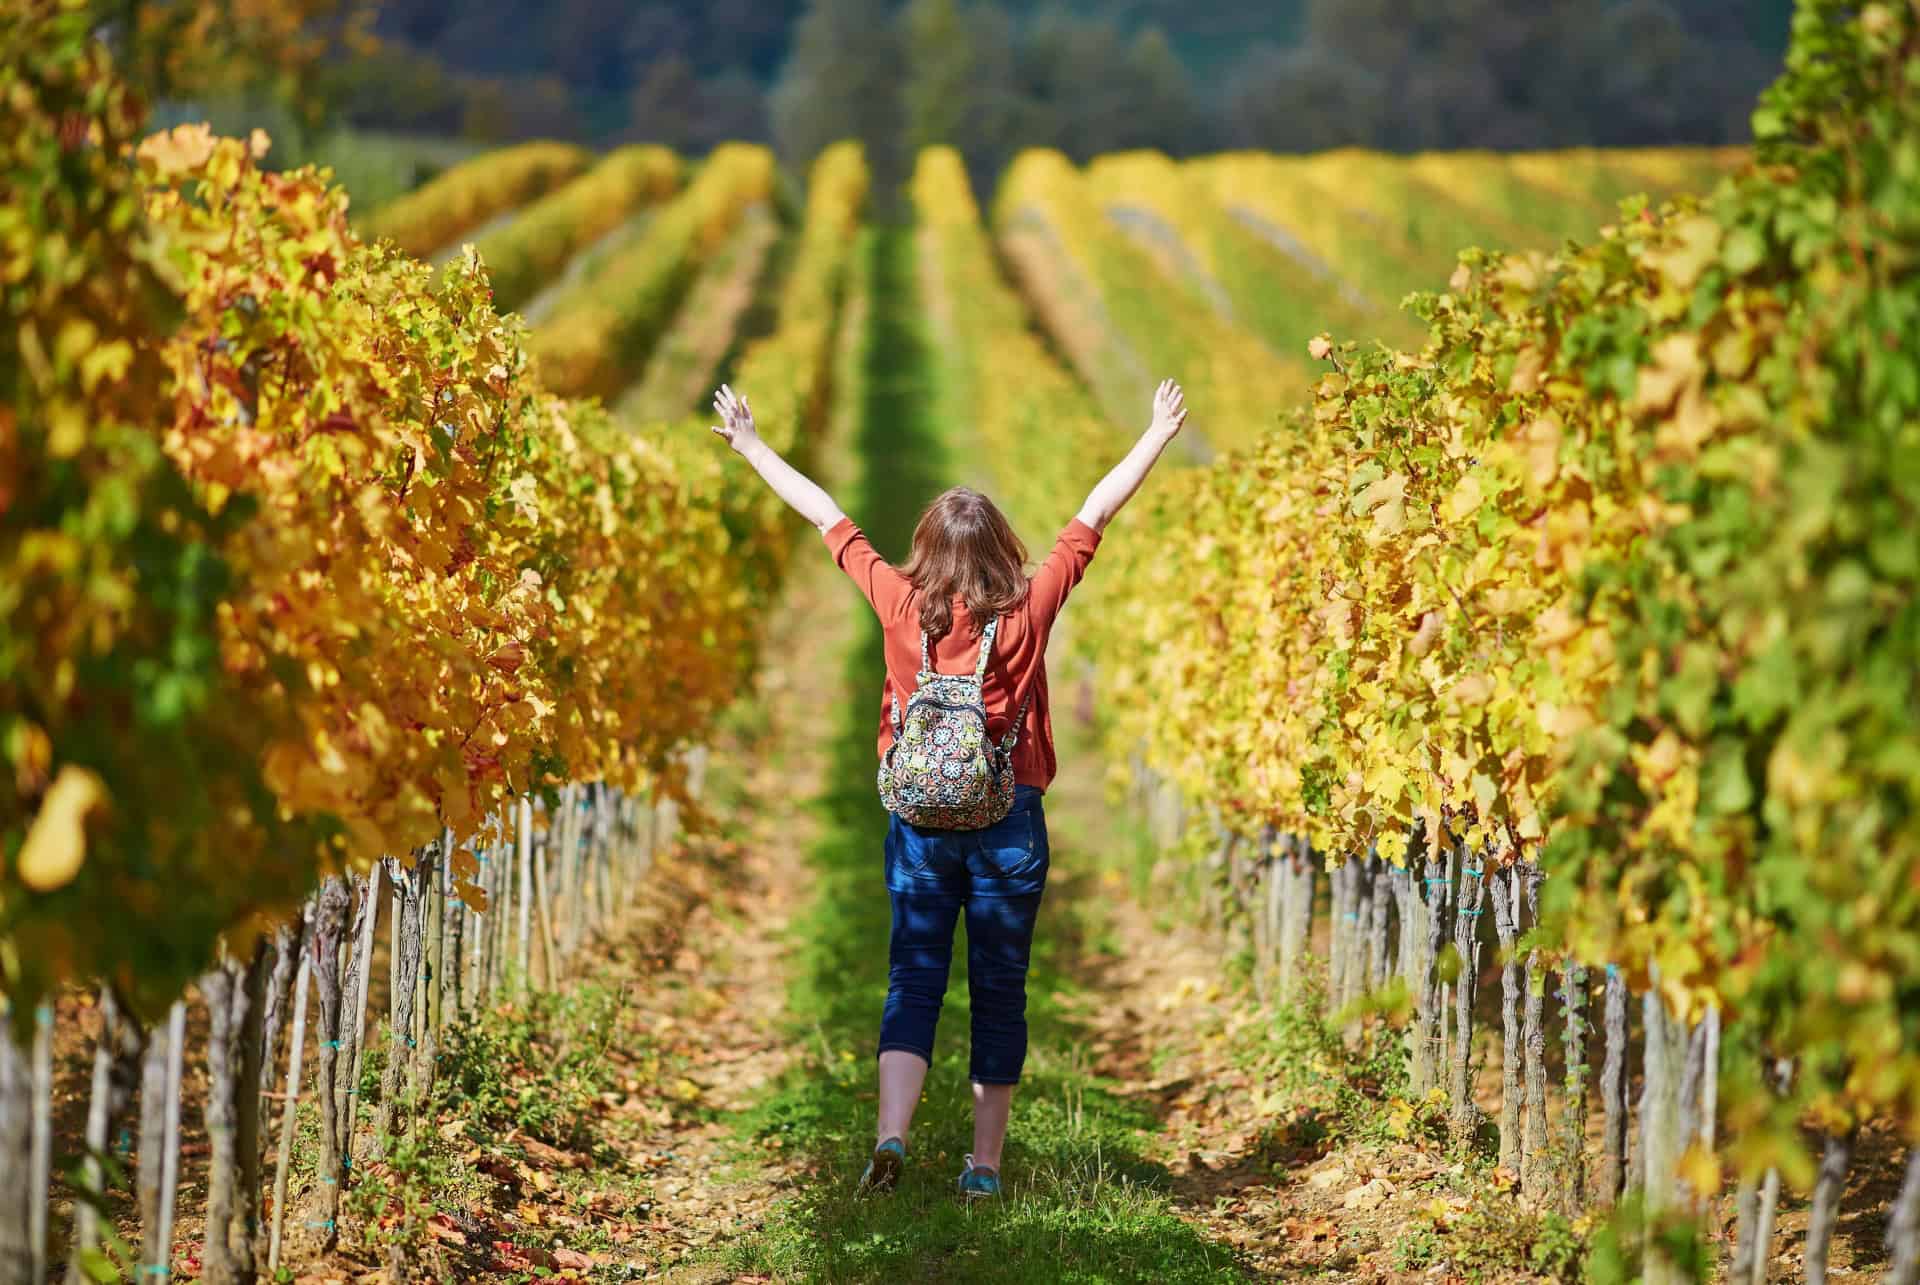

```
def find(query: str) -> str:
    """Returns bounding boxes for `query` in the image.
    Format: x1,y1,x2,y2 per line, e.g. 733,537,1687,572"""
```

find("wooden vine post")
1413,843,1450,1096
311,877,352,1248
1367,856,1393,993
200,937,273,1284
1804,1127,1856,1285
1640,978,1686,1285
268,947,312,1272
139,1002,187,1280
0,1009,32,1282
516,795,535,989
1449,842,1485,1144
1885,1149,1920,1285
1560,960,1590,1214
67,988,123,1281
1519,865,1550,1201
423,835,447,1099
380,860,423,1151
1597,966,1630,1206
1487,862,1525,1176
341,869,380,1160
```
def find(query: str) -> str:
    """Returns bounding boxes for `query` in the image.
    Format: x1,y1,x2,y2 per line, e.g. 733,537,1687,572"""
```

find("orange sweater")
825,516,1101,791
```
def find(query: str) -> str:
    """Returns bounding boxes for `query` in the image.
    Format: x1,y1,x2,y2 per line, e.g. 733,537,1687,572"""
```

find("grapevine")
1069,0,1920,1177
361,140,592,260
468,144,682,314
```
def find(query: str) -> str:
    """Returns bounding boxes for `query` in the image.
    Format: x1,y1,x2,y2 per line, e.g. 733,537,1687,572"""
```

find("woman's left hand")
710,384,759,453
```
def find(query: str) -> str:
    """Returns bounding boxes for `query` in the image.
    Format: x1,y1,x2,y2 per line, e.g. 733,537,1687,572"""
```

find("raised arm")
1076,379,1188,533
709,384,846,533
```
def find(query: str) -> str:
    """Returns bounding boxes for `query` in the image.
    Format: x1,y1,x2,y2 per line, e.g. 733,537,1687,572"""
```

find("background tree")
905,0,975,156
1225,42,1385,152
1116,27,1206,154
770,0,904,195
194,0,1796,188
626,56,768,153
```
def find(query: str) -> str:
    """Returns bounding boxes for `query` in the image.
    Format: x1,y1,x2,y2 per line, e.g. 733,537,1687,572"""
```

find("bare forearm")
739,438,845,532
1077,425,1178,532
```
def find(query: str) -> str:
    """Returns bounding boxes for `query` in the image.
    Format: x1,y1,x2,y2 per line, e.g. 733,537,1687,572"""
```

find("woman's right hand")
710,384,760,454
1148,378,1188,440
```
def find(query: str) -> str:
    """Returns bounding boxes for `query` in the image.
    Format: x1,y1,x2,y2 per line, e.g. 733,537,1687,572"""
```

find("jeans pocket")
889,815,964,891
885,815,929,883
979,810,1048,883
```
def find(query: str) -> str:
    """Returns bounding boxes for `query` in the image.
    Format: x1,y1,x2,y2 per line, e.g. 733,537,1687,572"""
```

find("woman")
709,377,1189,1199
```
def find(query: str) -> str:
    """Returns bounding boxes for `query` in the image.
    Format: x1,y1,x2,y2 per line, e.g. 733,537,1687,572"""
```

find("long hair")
900,487,1029,641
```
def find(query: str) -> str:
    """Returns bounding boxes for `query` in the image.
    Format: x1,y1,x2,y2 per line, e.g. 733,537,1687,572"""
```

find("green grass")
715,225,1243,1283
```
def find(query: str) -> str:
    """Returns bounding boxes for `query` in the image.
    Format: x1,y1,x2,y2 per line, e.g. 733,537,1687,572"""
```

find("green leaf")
1723,226,1767,276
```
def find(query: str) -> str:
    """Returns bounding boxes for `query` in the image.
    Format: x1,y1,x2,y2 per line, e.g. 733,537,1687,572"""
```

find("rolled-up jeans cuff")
969,1072,1021,1086
876,1042,931,1065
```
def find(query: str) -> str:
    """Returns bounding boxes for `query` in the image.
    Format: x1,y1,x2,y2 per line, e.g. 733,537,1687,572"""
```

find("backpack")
878,617,1033,830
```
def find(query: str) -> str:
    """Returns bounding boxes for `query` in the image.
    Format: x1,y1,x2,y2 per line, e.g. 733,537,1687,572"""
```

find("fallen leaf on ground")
1342,1177,1395,1211
426,1214,467,1246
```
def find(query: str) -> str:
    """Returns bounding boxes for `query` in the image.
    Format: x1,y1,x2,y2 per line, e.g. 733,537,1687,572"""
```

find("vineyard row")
974,6,1918,1279
3,6,869,1276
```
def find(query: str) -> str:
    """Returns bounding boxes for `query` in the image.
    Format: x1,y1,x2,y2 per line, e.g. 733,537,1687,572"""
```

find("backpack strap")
979,618,1033,754
999,686,1035,754
972,617,1000,682
919,630,932,675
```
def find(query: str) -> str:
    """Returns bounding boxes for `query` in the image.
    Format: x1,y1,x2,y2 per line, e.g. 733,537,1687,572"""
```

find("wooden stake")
1416,838,1450,1094
1521,866,1550,1201
1804,1129,1856,1285
136,1012,166,1275
199,960,241,1284
310,877,350,1247
1449,841,1485,1143
1882,1145,1920,1285
1561,960,1589,1213
232,939,273,1278
516,796,535,989
533,817,562,985
157,1002,187,1279
380,861,423,1146
1750,1163,1782,1285
1598,966,1630,1205
415,846,440,1101
258,925,300,1130
268,950,311,1272
68,989,117,1281
30,1005,54,1285
1641,983,1686,1285
1368,857,1393,993
1488,865,1524,1177
341,869,378,1161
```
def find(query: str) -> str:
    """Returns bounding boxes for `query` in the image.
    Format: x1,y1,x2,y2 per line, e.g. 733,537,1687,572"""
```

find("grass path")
714,225,1245,1283
617,204,783,422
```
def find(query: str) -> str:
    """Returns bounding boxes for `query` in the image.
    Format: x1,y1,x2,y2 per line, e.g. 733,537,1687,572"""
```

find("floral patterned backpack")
878,617,1032,830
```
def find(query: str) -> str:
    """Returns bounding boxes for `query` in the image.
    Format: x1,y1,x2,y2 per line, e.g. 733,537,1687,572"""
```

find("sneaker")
956,1154,1001,1200
859,1136,906,1193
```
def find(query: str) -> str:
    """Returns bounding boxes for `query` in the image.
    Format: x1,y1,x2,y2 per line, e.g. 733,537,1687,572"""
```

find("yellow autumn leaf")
1676,1144,1721,1198
1446,473,1484,522
1354,472,1407,517
18,765,107,892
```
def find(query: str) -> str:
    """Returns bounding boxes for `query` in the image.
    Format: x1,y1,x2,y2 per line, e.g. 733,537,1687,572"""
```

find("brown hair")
900,487,1029,641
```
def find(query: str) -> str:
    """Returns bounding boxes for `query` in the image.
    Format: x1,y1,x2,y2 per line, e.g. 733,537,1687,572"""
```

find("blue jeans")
879,785,1049,1085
